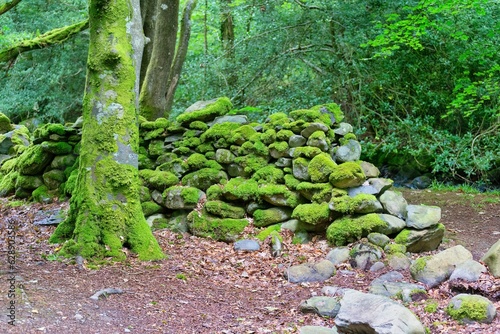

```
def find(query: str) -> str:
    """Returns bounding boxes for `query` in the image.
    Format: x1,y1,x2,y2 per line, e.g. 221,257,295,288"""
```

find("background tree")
50,0,164,261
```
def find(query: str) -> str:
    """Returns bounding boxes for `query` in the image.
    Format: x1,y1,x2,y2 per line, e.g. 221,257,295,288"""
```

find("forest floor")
0,188,499,334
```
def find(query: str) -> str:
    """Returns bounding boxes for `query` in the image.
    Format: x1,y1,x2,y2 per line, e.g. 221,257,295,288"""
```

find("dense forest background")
1,0,499,185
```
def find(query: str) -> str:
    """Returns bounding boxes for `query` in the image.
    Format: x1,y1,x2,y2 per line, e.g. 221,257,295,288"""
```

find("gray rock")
325,247,350,265
286,260,336,283
334,139,361,162
299,326,338,334
359,161,380,178
163,186,205,210
215,149,236,164
347,178,393,197
292,158,310,181
333,122,353,136
387,253,411,271
406,205,441,229
377,214,406,235
410,175,432,189
281,219,326,233
33,209,67,226
335,289,425,334
165,211,190,233
209,114,248,126
146,213,166,227
410,245,473,288
42,169,65,190
369,271,426,302
367,232,390,248
227,163,248,177
447,294,496,324
379,190,408,219
321,286,343,296
299,296,341,317
289,135,307,148
369,262,385,272
481,239,500,277
234,239,260,252
353,196,383,214
275,157,292,167
350,242,383,270
450,259,487,282
253,207,292,227
307,135,329,152
301,122,329,138
396,224,445,253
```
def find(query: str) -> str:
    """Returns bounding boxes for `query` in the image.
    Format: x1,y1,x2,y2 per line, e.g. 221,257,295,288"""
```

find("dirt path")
0,189,499,334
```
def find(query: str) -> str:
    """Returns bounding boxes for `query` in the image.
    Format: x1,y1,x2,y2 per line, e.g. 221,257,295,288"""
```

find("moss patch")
205,200,246,219
187,210,248,242
139,169,179,191
326,213,386,246
176,97,232,125
329,161,366,188
308,153,337,182
291,202,330,225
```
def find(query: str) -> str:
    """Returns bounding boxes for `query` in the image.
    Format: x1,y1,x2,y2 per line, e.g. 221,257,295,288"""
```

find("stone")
449,260,487,282
176,97,232,125
253,207,292,227
333,122,353,136
325,247,350,265
369,262,385,272
481,239,500,277
42,169,66,190
299,296,341,317
350,242,383,270
286,259,336,283
387,253,411,271
292,158,310,181
33,209,66,226
377,214,406,235
299,326,338,334
406,204,441,229
50,154,77,170
329,161,365,188
162,186,205,210
146,213,167,227
209,114,248,126
410,245,473,288
367,232,390,248
447,294,496,324
359,161,380,178
234,239,260,252
369,271,426,302
301,122,329,138
379,190,407,219
215,149,236,164
335,289,425,334
395,224,445,253
275,157,292,167
334,139,361,162
409,175,432,189
289,135,307,148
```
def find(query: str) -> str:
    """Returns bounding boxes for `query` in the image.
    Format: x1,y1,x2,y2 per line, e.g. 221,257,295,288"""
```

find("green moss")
176,97,233,125
0,170,18,197
186,153,208,169
0,112,13,133
140,117,170,130
187,210,248,242
329,161,366,188
260,129,276,144
17,145,53,175
206,184,224,200
309,103,344,123
252,141,269,156
234,154,269,174
33,123,67,139
63,170,78,196
384,243,407,254
425,300,439,313
205,159,223,170
256,224,282,241
15,174,43,190
180,187,202,205
143,128,165,141
233,125,258,144
197,143,214,153
39,141,73,155
0,157,17,174
326,214,386,246
269,141,289,153
189,121,208,131
291,146,322,158
205,200,246,219
258,183,302,207
253,207,292,227
344,133,357,141
296,182,333,203
446,296,490,322
181,168,228,191
141,201,163,216
394,229,412,244
200,121,241,146
148,140,164,157
223,177,259,201
276,129,294,141
252,166,284,184
308,152,337,182
32,185,51,203
138,169,179,191
291,202,330,225
330,194,378,214
284,174,301,190
289,106,337,127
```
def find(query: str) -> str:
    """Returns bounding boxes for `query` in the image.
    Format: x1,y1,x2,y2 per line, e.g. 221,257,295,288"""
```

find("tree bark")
0,0,22,16
139,0,197,120
50,0,164,261
0,19,88,63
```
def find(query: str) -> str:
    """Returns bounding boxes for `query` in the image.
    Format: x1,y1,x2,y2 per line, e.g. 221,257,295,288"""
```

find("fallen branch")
89,288,124,300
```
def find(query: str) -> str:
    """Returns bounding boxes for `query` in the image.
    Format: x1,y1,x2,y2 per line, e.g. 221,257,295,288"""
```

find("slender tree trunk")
50,0,164,261
0,0,22,15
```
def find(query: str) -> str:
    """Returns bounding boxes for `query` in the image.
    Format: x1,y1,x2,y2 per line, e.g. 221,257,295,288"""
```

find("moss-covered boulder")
157,158,189,178
139,169,179,191
252,166,284,184
446,294,496,324
40,141,73,155
292,157,310,181
0,113,13,133
223,177,259,201
0,170,18,197
163,186,205,210
32,185,52,203
329,161,365,188
296,182,333,203
15,174,44,190
253,207,293,227
187,209,248,242
258,183,302,207
141,201,163,216
215,148,236,164
308,153,337,183
182,168,228,191
205,200,246,219
394,224,445,253
42,169,66,190
326,214,386,246
292,202,331,225
329,194,382,215
50,154,77,170
176,97,233,126
17,145,53,175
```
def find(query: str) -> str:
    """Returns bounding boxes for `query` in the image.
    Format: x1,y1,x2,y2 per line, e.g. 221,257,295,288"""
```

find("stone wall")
0,98,443,251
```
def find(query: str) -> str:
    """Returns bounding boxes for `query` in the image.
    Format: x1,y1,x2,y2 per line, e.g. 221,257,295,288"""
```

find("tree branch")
0,0,22,16
0,19,89,63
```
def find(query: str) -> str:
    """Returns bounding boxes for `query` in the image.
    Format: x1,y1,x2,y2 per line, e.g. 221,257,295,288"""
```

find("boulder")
481,239,500,277
369,271,426,302
335,289,425,334
449,259,487,282
395,224,445,253
299,296,341,317
334,139,361,162
447,294,496,324
406,204,441,229
325,247,350,265
286,259,336,283
379,190,407,219
234,239,260,252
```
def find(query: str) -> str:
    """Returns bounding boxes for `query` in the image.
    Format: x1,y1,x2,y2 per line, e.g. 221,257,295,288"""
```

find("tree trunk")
0,0,22,16
50,0,164,261
139,0,197,120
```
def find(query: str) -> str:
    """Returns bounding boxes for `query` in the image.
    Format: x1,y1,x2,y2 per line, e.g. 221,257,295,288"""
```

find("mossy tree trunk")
138,0,197,120
50,0,164,261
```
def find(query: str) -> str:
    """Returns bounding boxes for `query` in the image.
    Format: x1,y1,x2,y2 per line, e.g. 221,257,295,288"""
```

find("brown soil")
1,188,499,334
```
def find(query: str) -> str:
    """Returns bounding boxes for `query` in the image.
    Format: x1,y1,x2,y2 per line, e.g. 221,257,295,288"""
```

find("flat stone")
325,247,350,265
286,260,336,283
481,239,500,277
450,259,487,282
379,190,407,219
299,296,341,317
406,205,441,229
234,239,260,252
